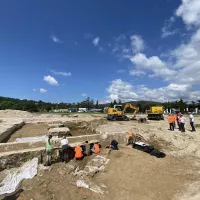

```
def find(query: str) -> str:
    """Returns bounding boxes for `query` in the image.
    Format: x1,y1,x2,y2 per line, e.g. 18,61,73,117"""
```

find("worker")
45,134,54,166
180,114,186,132
168,114,173,131
109,140,119,150
92,142,101,154
84,141,91,156
171,113,176,130
189,112,196,132
61,136,69,163
176,113,180,130
126,131,134,145
74,145,83,160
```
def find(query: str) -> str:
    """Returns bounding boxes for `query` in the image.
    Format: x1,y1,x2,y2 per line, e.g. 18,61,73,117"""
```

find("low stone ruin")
48,123,64,129
48,127,71,137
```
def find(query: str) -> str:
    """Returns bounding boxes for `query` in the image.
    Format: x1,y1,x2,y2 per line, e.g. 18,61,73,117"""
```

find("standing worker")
180,114,186,132
171,113,176,130
176,113,180,130
45,134,54,166
92,142,101,154
189,112,196,132
126,131,134,145
74,145,83,160
61,136,69,163
168,114,173,131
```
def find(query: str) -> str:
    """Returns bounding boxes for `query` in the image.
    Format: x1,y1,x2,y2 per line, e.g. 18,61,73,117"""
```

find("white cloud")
51,70,72,76
161,16,177,38
170,28,200,84
81,93,87,97
40,88,47,93
50,35,63,43
33,89,36,91
117,69,126,73
176,0,200,27
115,34,126,42
130,53,176,80
107,79,138,102
129,70,146,77
93,37,100,46
130,35,144,53
106,79,200,102
44,75,59,86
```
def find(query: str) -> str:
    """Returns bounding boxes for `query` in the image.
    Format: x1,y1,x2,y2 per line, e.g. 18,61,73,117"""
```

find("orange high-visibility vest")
171,116,175,123
168,116,172,123
94,144,100,154
75,146,83,158
128,131,133,137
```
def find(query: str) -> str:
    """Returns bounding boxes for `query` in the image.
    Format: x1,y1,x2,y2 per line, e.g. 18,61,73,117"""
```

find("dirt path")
3,145,200,200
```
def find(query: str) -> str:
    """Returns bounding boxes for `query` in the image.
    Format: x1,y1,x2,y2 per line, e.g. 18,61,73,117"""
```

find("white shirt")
61,138,69,146
190,114,194,122
180,116,186,123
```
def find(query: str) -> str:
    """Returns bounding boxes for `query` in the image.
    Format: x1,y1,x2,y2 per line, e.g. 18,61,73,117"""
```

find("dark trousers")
190,122,196,131
180,123,185,132
177,121,180,130
170,123,174,130
62,145,68,162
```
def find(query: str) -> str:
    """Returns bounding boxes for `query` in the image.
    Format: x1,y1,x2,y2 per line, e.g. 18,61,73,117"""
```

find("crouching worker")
45,134,54,166
126,131,134,145
74,145,83,160
110,140,119,150
84,141,91,156
92,142,101,154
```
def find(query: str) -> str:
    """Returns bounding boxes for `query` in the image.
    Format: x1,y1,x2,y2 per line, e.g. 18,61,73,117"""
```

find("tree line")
0,96,200,113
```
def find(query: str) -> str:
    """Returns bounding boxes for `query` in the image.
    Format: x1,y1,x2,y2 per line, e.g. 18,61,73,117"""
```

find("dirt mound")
0,110,33,118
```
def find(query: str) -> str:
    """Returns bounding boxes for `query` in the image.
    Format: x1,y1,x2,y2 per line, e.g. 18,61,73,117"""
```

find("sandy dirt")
1,111,200,199
7,124,49,142
2,146,200,200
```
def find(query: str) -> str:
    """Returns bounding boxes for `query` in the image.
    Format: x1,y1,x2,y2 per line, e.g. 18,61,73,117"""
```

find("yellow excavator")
107,103,139,121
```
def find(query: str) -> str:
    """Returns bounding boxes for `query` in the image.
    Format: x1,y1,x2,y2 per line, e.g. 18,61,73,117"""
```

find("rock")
48,127,70,137
48,124,64,129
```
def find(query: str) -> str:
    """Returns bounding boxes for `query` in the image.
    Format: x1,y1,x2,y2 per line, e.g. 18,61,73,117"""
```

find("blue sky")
0,0,200,103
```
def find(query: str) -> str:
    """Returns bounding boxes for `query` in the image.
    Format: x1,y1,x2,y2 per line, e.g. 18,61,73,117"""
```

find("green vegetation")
0,96,200,113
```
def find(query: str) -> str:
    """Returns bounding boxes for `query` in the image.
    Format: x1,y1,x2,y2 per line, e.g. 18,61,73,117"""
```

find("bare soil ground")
7,124,49,142
1,111,200,199
2,146,200,200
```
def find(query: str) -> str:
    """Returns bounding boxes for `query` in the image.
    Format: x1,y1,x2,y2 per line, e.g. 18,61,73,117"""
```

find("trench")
3,121,98,143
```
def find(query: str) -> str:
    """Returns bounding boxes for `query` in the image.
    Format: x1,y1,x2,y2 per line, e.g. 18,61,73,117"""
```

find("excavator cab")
114,105,122,111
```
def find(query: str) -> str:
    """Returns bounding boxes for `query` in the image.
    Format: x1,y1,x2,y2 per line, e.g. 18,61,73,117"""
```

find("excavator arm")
123,103,139,119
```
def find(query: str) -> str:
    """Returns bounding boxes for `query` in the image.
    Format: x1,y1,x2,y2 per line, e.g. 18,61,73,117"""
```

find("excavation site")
0,110,200,200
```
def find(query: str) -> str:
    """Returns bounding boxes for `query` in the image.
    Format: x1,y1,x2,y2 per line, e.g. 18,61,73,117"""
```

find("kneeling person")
74,145,83,160
92,142,101,154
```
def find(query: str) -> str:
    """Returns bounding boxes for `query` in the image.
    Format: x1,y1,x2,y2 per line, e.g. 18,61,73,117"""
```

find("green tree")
95,100,99,109
0,101,14,110
113,100,117,106
110,102,114,108
179,99,184,113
